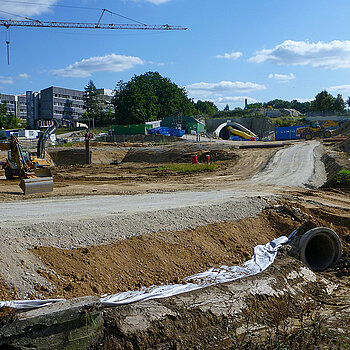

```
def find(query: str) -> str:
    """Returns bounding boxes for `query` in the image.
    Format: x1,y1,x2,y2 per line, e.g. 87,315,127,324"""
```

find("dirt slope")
27,202,350,300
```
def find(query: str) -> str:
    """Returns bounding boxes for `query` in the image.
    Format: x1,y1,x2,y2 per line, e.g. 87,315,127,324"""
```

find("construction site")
0,119,348,349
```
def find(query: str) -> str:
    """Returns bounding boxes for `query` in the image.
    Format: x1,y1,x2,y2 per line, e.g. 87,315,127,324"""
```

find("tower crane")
0,8,188,63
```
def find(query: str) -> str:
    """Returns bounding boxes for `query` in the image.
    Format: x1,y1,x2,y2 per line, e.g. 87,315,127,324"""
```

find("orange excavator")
0,121,57,194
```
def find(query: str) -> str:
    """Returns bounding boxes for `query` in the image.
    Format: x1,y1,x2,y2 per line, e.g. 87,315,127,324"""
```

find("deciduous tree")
112,72,195,125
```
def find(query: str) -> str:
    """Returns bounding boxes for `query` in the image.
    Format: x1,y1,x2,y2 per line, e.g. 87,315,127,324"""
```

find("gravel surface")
0,195,270,298
251,141,327,188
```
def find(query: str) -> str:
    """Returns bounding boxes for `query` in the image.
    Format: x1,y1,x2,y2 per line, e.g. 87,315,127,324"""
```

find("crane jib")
0,20,188,30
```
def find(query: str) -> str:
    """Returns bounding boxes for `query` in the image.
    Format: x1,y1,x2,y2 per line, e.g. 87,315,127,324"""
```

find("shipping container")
112,124,151,135
275,126,303,141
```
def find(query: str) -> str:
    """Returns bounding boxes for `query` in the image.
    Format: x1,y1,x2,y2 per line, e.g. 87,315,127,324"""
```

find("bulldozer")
0,121,57,194
296,120,332,140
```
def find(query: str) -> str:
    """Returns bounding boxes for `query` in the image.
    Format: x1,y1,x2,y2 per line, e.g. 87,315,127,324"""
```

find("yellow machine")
296,120,332,140
323,120,339,128
227,126,255,140
0,121,57,194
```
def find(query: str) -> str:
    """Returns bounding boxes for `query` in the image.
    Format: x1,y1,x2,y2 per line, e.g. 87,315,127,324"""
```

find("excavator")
0,120,58,195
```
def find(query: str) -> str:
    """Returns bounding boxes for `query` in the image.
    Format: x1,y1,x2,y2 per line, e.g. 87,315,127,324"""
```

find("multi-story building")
27,86,85,128
2,86,114,129
0,93,27,121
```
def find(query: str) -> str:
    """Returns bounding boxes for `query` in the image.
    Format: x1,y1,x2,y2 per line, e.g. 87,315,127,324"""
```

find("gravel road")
251,141,326,188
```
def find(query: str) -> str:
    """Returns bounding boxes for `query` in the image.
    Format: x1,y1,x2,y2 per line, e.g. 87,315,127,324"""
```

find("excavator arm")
37,119,58,159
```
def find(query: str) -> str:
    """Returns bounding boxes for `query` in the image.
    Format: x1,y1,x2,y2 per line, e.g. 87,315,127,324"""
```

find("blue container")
147,127,171,136
275,126,303,141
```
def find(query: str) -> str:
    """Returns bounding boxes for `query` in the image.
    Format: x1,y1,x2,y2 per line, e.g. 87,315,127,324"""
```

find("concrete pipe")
299,227,342,272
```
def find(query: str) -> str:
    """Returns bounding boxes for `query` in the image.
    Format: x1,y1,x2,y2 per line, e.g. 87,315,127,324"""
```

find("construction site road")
0,141,325,228
0,189,273,228
251,140,326,188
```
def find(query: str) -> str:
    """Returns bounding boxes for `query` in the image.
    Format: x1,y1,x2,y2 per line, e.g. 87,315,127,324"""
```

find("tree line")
83,72,218,126
84,71,350,126
247,91,348,114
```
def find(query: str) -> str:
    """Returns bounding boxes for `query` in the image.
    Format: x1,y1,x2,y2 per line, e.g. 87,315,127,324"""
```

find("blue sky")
1,0,350,109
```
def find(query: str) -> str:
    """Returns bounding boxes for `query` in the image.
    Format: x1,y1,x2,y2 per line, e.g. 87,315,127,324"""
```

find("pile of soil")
31,210,293,299
30,204,350,300
122,144,241,163
333,120,350,136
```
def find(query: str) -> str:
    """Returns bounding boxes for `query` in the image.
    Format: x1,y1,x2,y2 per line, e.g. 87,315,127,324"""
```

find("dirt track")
0,141,279,200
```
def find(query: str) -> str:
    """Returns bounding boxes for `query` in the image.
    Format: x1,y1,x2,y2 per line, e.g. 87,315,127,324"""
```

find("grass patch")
335,169,350,184
157,163,218,173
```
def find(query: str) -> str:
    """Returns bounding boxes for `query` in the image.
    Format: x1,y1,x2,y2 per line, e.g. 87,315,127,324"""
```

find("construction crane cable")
0,1,146,25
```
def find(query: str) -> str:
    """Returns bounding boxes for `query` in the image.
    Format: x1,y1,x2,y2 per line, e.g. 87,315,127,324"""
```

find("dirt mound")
32,211,293,299
340,137,350,154
29,203,350,300
333,120,350,136
123,144,240,163
49,147,128,166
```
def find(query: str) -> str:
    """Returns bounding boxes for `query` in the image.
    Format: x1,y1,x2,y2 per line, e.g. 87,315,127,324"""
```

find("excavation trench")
26,204,349,301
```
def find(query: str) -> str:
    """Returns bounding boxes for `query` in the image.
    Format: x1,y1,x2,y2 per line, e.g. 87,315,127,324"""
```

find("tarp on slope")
0,236,288,309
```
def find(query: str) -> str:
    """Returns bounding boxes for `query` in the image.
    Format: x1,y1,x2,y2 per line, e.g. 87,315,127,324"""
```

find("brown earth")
30,202,349,300
0,142,279,200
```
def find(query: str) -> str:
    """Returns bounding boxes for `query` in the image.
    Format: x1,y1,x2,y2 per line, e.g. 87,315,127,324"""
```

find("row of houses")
1,86,114,129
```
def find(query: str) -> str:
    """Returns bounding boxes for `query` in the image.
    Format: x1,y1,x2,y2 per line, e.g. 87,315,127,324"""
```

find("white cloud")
0,0,58,17
0,76,14,85
249,40,350,69
216,52,242,60
268,73,295,83
292,97,313,103
328,85,350,93
186,81,266,94
216,96,258,104
18,73,30,79
53,54,145,78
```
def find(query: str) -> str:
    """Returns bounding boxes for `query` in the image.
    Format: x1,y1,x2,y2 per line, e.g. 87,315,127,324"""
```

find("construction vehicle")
296,120,332,140
0,121,57,194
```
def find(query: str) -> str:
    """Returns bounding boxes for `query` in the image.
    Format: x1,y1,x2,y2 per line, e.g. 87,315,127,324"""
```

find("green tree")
83,80,113,126
334,94,346,111
194,100,218,116
311,90,345,112
247,102,263,109
83,80,101,115
0,102,7,127
223,104,230,111
112,72,195,125
0,101,21,129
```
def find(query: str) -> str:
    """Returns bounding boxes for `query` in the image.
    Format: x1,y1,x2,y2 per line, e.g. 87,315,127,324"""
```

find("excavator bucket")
34,167,52,177
19,177,54,195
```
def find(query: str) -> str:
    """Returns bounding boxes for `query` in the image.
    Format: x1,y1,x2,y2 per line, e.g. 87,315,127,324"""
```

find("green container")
187,122,204,134
130,124,148,135
113,124,153,135
112,125,130,135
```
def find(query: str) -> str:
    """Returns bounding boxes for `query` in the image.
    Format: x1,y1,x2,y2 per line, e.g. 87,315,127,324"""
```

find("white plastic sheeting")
101,236,287,306
0,236,288,310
